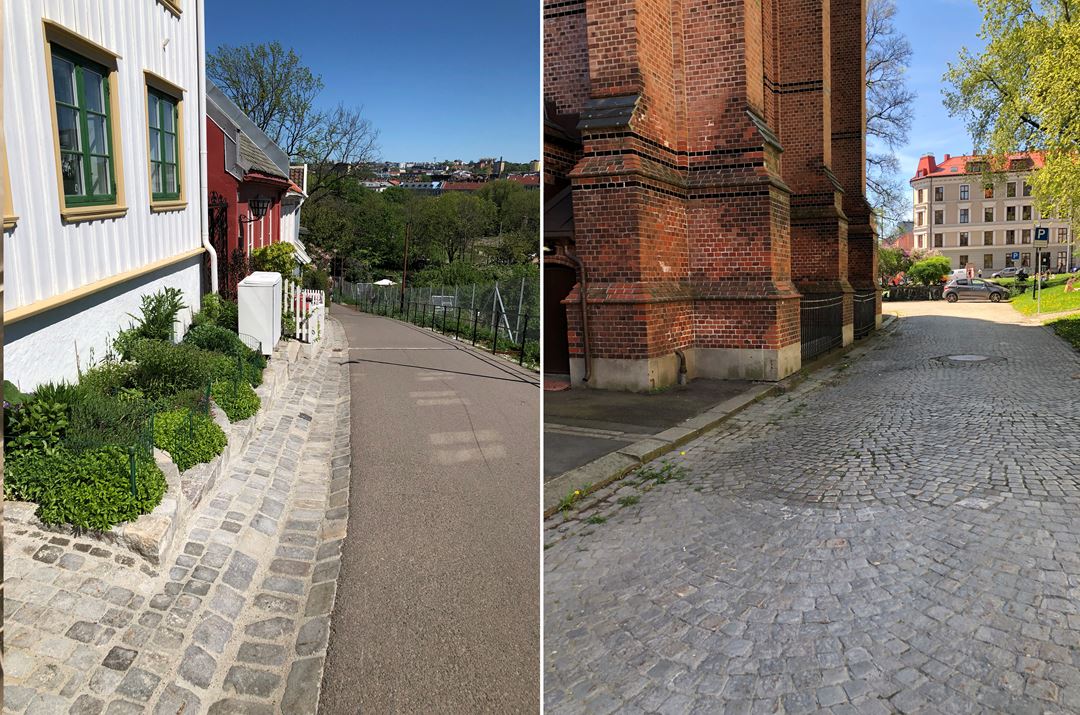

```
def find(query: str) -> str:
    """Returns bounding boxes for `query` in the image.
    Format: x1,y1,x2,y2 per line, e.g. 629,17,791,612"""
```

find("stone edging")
3,337,308,565
542,314,900,517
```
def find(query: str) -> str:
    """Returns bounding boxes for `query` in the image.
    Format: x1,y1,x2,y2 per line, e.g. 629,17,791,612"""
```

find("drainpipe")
565,253,591,382
196,0,217,292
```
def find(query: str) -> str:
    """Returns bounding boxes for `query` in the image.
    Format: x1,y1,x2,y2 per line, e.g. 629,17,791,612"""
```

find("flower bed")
3,290,266,532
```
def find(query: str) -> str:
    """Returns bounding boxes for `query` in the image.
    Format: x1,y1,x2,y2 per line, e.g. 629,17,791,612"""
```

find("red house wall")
206,116,240,255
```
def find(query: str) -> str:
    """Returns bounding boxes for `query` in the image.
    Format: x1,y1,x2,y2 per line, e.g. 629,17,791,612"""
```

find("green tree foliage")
944,1,1080,217
908,256,952,285
878,245,913,283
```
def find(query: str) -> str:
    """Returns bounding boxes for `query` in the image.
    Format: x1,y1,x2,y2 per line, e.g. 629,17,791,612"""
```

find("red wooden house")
205,82,292,297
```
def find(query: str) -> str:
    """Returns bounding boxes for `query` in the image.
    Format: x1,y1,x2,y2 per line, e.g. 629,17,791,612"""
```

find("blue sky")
206,1,540,163
882,0,985,192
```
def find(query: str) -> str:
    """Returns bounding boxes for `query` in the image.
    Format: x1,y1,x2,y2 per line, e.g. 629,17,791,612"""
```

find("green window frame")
148,88,180,200
51,46,116,206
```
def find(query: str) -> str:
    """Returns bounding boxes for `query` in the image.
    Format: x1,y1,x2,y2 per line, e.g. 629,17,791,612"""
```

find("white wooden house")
2,0,211,390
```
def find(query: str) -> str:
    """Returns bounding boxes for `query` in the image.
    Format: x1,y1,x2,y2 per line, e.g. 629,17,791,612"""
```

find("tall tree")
865,0,916,226
944,0,1080,218
207,42,379,203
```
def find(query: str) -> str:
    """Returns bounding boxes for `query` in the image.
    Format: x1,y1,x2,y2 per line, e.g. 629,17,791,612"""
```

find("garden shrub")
5,446,166,531
211,380,261,422
79,365,138,397
183,323,248,355
192,293,239,332
63,389,153,453
251,242,296,277
131,287,186,341
153,408,227,472
129,339,213,398
4,379,29,407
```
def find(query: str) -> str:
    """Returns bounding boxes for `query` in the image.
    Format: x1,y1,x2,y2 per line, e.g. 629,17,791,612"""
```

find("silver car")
943,278,1007,303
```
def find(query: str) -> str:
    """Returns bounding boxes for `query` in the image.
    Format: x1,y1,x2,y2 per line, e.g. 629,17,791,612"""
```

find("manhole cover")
931,354,1006,366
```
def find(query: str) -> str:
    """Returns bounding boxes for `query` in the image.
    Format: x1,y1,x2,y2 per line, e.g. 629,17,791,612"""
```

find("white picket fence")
284,281,325,343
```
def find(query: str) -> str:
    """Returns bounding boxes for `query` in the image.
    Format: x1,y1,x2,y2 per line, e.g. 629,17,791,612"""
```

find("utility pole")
400,222,411,313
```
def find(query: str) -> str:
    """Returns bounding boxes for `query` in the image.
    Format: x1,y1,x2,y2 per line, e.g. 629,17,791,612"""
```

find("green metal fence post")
128,447,137,497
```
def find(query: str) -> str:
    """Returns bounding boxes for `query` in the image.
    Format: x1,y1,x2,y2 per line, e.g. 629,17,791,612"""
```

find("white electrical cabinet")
238,271,283,356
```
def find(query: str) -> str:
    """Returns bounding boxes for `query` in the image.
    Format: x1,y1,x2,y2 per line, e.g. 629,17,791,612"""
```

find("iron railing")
853,290,877,340
800,294,844,362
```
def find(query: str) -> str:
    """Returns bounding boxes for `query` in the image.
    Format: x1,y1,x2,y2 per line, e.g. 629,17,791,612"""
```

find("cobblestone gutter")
4,318,351,714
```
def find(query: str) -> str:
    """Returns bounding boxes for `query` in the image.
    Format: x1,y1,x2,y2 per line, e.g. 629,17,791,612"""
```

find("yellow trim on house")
4,248,206,324
157,0,182,17
150,200,187,213
42,20,127,223
143,71,186,211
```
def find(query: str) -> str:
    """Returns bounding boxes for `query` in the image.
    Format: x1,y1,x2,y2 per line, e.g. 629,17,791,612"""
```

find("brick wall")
545,0,879,388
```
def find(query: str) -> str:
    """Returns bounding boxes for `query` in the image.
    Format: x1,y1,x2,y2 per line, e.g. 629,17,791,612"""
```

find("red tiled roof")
508,175,540,187
912,152,1045,182
441,182,485,191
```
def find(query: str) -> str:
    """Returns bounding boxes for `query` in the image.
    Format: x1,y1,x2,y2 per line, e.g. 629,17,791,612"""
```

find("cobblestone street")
4,319,350,715
545,306,1080,713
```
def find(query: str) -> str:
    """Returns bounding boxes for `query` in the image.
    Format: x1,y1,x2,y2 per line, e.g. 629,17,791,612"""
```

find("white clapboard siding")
3,0,204,312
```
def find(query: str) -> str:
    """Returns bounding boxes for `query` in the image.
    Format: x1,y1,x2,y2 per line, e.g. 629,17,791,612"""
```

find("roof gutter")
196,0,217,293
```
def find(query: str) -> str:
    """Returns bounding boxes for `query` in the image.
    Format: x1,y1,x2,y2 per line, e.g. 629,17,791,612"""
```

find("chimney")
943,154,951,162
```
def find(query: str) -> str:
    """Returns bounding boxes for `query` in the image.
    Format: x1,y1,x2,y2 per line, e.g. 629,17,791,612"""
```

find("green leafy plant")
183,323,248,355
7,400,69,455
129,340,213,398
4,380,29,407
124,287,187,343
638,459,687,485
63,389,153,453
5,446,166,531
153,408,227,472
585,515,607,525
211,380,261,422
282,308,297,337
558,484,590,512
617,495,641,507
192,293,240,332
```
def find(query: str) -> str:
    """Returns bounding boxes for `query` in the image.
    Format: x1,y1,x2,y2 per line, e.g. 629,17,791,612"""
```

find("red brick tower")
543,0,878,391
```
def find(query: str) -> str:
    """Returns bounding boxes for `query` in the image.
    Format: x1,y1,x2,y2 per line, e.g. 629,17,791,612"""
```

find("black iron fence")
882,285,943,301
853,290,877,340
800,294,844,362
341,285,539,368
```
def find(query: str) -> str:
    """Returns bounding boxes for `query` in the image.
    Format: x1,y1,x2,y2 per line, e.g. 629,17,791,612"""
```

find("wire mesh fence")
334,277,540,368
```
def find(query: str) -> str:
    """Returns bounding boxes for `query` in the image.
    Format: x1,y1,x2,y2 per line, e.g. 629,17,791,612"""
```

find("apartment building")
911,153,1074,274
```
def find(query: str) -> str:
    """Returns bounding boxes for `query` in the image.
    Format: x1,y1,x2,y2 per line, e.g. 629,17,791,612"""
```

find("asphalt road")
319,306,540,714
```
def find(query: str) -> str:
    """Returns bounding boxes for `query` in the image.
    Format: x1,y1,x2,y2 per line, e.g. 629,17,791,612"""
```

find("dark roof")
206,82,290,177
544,185,574,238
238,133,287,179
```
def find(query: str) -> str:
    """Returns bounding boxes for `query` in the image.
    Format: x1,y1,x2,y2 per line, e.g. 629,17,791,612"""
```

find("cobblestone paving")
545,312,1080,714
4,319,350,715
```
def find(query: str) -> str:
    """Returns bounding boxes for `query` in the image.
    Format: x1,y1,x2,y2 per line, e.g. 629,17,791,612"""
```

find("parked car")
991,266,1022,279
943,278,1007,303
947,268,969,282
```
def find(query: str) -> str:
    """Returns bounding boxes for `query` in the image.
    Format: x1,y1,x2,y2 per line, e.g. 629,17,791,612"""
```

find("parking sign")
1034,227,1051,246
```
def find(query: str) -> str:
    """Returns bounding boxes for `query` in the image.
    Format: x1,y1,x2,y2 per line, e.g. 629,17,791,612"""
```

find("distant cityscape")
354,157,540,194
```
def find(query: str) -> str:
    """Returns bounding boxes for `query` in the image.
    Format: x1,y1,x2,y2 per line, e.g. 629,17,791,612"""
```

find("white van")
948,268,969,281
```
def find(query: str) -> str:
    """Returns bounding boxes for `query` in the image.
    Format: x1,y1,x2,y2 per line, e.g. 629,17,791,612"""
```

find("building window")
1023,181,1032,197
1022,252,1031,267
1058,251,1068,270
1059,227,1069,243
959,254,969,267
916,211,924,227
52,47,116,206
935,186,944,202
1006,230,1016,245
934,233,943,248
984,184,994,199
1007,182,1017,198
43,22,125,221
1022,205,1032,221
934,209,944,225
148,88,181,201
984,207,994,223
959,232,969,247
1006,206,1016,221
1022,229,1032,244
918,188,925,203
960,184,969,200
984,231,994,246
984,254,994,269
1005,254,1015,267
959,209,969,224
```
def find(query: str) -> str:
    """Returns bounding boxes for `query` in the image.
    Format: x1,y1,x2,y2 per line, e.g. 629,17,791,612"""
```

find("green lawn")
1009,276,1080,315
1049,315,1080,350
